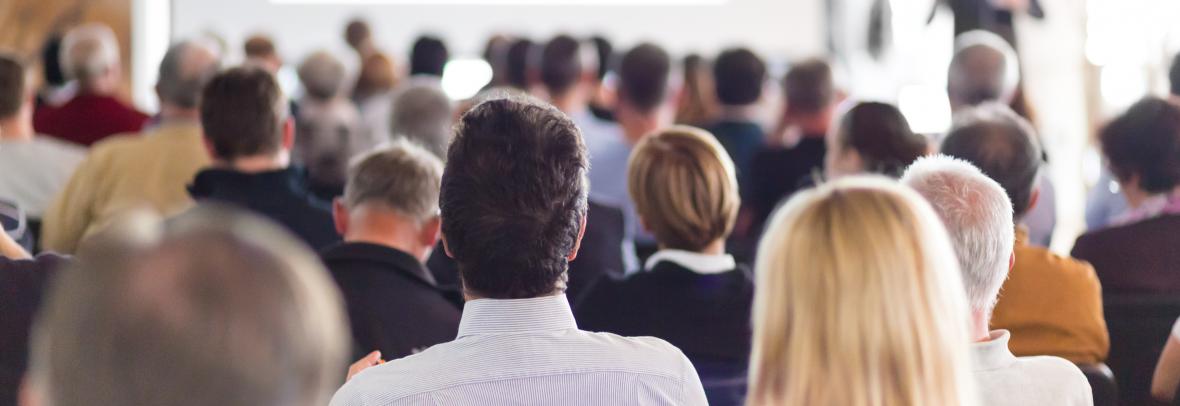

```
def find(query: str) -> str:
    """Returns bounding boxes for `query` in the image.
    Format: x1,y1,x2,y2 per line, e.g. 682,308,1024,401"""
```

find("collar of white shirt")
457,294,578,338
644,249,737,275
971,329,1019,371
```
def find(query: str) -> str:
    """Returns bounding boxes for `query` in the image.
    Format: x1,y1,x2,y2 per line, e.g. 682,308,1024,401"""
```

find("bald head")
947,31,1020,110
157,41,221,110
901,155,1014,314
28,206,348,406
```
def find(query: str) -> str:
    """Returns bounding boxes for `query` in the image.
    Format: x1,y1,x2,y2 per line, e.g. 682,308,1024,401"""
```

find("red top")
33,93,150,147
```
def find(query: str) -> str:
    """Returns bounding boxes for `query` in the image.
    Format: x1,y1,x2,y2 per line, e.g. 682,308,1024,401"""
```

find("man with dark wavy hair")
332,96,707,406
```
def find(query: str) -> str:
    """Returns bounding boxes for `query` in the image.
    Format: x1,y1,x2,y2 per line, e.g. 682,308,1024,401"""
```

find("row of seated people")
1,21,1180,406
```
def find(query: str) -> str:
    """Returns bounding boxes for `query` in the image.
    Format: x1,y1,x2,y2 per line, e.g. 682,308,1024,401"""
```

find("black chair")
1104,294,1180,406
693,359,747,406
1078,363,1118,406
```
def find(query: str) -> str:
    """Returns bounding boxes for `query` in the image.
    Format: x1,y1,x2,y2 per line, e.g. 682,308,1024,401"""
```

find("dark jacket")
188,167,340,251
1,254,69,406
707,120,766,195
322,242,462,361
747,136,827,233
1072,214,1180,294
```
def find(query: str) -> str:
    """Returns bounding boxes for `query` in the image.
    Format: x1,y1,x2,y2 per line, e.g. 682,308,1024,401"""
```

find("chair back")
1105,294,1180,405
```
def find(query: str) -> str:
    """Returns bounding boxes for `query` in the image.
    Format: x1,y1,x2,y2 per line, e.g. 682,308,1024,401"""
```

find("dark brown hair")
1101,97,1180,194
199,67,287,160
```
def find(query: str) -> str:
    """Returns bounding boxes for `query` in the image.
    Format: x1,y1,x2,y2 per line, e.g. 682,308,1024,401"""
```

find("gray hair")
344,139,443,223
60,23,120,85
298,50,346,100
947,30,1021,109
28,206,349,406
390,82,454,158
157,40,221,109
901,155,1014,314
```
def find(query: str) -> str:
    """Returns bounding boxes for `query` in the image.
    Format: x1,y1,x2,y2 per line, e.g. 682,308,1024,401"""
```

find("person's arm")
0,227,30,259
1153,320,1180,401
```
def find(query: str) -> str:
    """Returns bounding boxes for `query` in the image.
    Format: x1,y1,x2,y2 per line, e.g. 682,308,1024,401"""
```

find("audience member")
0,54,85,220
409,35,448,78
504,38,534,91
902,156,1093,405
537,35,618,152
324,141,461,361
34,23,149,147
948,29,1057,246
481,34,512,89
586,42,672,271
294,50,371,197
243,34,283,74
745,59,837,237
23,206,348,406
1073,97,1180,293
34,35,74,109
707,47,768,191
587,35,616,122
747,176,976,405
331,96,707,405
675,54,717,127
389,82,454,159
188,66,339,250
344,18,376,60
578,126,752,405
824,101,926,179
41,41,220,254
1,223,70,405
940,104,1108,363
354,52,399,142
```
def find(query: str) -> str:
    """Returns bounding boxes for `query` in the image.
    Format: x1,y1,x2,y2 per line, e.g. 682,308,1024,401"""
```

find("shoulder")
1014,355,1091,388
1016,245,1098,284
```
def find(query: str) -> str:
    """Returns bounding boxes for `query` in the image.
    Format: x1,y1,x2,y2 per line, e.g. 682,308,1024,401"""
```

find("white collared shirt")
331,294,708,406
972,330,1093,406
644,249,737,275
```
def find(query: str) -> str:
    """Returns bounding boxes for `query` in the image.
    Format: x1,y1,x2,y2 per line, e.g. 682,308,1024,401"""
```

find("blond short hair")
749,176,978,406
627,126,739,251
29,206,349,406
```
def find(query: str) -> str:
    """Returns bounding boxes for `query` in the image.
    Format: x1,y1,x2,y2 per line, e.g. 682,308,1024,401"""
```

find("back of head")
0,53,27,120
344,19,371,51
901,156,1014,314
60,23,120,87
410,36,448,77
243,35,277,61
835,101,927,177
784,58,834,115
750,176,974,406
628,126,738,251
713,47,766,106
354,52,397,99
1100,97,1180,194
539,35,585,96
939,103,1042,219
947,30,1020,108
617,43,671,114
441,96,587,299
390,82,454,158
298,51,346,101
29,206,348,406
1170,52,1180,98
344,140,443,222
156,41,221,109
589,35,612,82
200,67,287,161
505,38,535,89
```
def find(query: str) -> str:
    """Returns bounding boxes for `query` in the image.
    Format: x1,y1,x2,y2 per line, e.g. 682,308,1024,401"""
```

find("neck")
970,309,992,342
217,151,289,173
550,90,586,114
792,113,830,137
344,206,431,262
0,117,32,141
1123,184,1154,209
620,114,662,145
718,104,761,122
157,103,200,123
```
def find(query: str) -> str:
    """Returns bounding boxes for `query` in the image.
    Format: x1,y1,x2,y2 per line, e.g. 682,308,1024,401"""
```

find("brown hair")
353,52,397,101
200,67,288,160
628,126,739,251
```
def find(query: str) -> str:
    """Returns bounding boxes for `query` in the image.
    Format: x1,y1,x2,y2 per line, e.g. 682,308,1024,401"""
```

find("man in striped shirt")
330,96,707,405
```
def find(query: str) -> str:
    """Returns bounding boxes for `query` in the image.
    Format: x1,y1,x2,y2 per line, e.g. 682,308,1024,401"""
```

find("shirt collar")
644,249,737,275
457,294,577,338
971,329,1018,371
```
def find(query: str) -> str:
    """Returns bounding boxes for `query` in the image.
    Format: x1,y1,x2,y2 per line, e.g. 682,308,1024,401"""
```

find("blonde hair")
627,125,739,251
748,176,977,406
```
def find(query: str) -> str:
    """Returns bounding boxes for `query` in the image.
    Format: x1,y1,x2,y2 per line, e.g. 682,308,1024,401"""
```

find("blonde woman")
748,176,978,406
